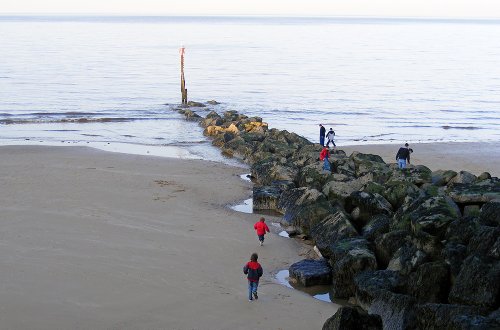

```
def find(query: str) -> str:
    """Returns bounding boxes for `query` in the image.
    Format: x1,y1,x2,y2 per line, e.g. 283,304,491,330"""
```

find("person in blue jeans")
396,143,411,169
243,253,263,301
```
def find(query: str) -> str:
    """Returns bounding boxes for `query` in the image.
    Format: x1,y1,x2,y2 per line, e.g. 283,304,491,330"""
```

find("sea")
1,16,500,162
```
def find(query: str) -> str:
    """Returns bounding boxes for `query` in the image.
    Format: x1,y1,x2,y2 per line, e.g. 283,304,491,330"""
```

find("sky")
0,0,499,19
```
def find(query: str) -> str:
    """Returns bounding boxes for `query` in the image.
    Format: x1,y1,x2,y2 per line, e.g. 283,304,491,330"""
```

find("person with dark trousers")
396,143,411,169
254,217,270,246
325,128,336,148
319,124,326,146
243,253,263,301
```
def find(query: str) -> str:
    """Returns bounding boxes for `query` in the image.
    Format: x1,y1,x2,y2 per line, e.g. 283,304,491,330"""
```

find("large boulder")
449,255,500,309
322,175,373,206
288,259,332,286
449,170,478,185
406,261,450,303
354,270,405,311
278,188,333,234
374,230,410,268
368,290,417,330
445,216,480,245
389,165,433,186
346,191,393,228
447,178,500,203
362,215,391,242
387,242,428,275
382,180,422,209
432,169,458,186
479,200,500,226
310,209,359,258
409,196,461,238
296,162,332,190
415,303,495,330
467,226,500,257
252,185,282,211
328,238,378,298
322,307,382,330
442,242,467,278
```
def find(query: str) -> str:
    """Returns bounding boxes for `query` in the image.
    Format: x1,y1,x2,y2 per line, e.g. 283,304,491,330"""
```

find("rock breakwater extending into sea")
174,101,500,330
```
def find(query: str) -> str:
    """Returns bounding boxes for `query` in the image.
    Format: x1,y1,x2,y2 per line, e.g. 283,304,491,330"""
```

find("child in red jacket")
243,253,263,301
254,217,270,246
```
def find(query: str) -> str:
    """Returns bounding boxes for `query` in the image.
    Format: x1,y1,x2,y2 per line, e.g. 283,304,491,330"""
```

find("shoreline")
0,145,337,329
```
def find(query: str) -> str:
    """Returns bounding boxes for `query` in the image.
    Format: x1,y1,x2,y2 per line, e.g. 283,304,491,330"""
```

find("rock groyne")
175,103,500,329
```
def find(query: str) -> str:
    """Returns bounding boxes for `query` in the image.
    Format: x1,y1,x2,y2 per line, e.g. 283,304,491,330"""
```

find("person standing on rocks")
396,143,411,169
325,128,336,148
254,217,270,246
319,146,331,172
243,253,263,301
319,124,326,146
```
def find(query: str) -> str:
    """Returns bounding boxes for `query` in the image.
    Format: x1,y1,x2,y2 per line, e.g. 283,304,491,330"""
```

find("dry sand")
341,142,500,177
0,146,337,330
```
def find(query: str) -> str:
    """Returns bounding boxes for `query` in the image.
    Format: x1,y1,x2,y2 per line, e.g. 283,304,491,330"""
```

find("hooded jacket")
243,261,263,282
254,221,270,236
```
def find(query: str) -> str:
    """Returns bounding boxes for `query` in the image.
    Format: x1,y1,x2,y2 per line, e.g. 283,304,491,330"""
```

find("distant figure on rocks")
319,146,331,172
254,217,270,246
243,253,263,301
325,128,336,148
396,143,411,169
319,124,326,146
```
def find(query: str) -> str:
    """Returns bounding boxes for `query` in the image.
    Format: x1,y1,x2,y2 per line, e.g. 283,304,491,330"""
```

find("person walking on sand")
243,253,263,301
396,143,411,169
325,128,336,148
319,146,331,172
254,217,270,246
319,124,326,146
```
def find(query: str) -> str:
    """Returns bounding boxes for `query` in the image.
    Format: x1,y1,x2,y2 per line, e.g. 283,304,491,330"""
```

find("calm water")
1,16,500,160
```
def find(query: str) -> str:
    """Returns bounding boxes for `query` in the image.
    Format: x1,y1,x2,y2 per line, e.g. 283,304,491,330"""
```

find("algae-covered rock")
328,238,378,298
322,306,382,330
362,214,391,242
346,191,393,228
415,303,495,330
409,196,461,238
432,169,458,186
368,290,417,330
354,270,405,310
374,230,410,268
382,180,422,209
449,255,500,309
407,261,450,303
310,209,359,259
447,178,500,203
289,259,332,287
479,200,500,226
387,242,428,275
389,165,433,186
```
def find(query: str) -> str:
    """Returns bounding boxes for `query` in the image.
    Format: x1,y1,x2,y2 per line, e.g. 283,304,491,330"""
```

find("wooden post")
180,46,188,105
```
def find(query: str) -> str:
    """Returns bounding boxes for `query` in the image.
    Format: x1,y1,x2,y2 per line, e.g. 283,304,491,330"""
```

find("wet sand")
0,145,337,330
341,142,499,177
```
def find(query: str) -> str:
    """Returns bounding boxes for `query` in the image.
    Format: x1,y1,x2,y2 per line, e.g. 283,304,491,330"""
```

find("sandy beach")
341,142,500,178
0,145,337,330
0,142,497,329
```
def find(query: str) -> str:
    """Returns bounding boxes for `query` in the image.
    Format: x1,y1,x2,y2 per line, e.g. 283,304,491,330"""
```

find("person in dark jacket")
243,253,263,301
319,124,326,146
396,143,411,169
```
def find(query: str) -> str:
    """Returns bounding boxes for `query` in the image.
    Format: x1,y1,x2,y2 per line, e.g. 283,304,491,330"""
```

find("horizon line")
1,13,500,21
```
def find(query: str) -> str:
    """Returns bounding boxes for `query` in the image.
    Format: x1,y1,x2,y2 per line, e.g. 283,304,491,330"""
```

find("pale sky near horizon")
1,0,499,19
